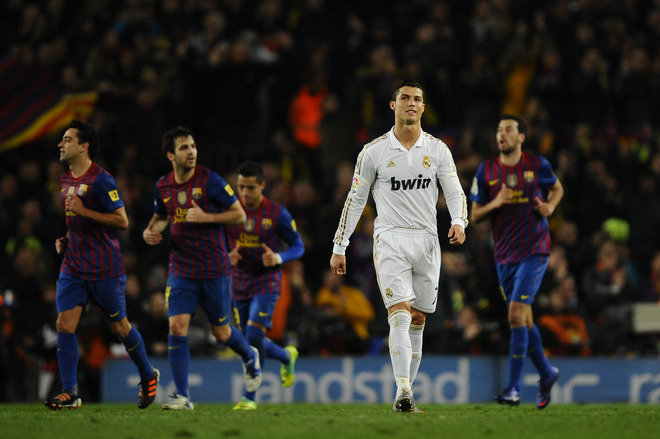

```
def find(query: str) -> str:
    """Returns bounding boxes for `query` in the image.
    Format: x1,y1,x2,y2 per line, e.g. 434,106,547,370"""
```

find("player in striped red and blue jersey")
227,161,305,410
47,120,159,410
470,115,563,409
143,126,261,410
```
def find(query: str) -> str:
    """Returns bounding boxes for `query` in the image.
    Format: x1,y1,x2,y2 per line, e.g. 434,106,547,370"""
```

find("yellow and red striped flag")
0,54,97,152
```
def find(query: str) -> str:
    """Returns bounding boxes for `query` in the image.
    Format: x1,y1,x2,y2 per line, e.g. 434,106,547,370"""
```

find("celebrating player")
47,120,159,410
142,126,261,410
227,161,305,410
329,80,468,413
470,115,563,409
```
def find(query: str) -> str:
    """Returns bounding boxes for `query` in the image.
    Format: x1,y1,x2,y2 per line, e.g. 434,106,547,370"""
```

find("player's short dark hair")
391,80,424,102
162,126,194,153
68,120,100,160
500,114,528,136
237,161,264,183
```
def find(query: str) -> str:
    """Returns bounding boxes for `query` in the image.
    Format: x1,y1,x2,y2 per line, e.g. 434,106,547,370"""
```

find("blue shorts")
234,294,279,330
496,255,549,305
56,273,127,322
166,274,232,326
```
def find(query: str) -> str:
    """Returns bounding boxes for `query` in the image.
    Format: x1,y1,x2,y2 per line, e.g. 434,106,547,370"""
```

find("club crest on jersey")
507,174,518,188
261,218,272,229
177,190,187,205
192,187,203,200
524,171,535,182
77,184,88,197
385,288,393,298
245,218,255,232
422,156,431,168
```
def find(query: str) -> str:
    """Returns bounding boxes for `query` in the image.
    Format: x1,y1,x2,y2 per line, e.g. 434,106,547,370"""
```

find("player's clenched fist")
329,253,346,276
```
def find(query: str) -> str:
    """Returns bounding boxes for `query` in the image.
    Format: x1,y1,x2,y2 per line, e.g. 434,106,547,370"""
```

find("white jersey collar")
388,126,425,151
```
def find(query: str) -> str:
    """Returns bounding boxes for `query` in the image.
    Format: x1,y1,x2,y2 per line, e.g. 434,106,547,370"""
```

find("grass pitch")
1,403,659,439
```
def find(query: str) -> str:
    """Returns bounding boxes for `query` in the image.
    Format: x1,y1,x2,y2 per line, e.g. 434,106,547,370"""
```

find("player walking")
330,80,468,413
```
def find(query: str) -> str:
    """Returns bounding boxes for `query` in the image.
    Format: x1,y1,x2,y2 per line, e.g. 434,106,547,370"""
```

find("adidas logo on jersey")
390,175,432,191
386,161,396,168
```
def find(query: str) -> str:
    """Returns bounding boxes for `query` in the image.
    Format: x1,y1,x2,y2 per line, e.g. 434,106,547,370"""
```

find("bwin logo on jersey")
390,175,432,191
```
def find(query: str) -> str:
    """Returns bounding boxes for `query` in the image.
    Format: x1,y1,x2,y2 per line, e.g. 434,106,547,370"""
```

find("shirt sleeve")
332,147,374,255
153,178,167,217
437,142,468,229
208,172,239,209
537,156,558,189
469,163,489,205
276,205,305,262
94,172,124,213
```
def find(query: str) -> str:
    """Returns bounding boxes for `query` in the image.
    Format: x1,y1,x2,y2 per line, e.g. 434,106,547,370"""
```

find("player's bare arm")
186,199,246,224
65,194,129,230
143,213,169,245
470,183,514,223
534,179,564,218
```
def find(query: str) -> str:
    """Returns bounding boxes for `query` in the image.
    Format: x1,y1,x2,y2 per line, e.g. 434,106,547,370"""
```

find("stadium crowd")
2,0,660,402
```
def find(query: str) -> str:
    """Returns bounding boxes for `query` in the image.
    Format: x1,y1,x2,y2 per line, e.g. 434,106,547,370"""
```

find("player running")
47,120,159,410
470,115,562,409
227,161,305,410
143,126,261,410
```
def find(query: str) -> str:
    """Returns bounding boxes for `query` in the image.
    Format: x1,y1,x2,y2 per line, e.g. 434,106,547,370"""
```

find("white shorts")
373,228,441,314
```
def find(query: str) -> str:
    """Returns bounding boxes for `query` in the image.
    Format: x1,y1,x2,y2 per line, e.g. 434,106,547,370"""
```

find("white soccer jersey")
333,127,468,254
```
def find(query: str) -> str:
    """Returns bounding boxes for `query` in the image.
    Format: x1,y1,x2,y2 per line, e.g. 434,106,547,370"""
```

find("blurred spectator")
537,281,591,356
314,271,374,355
124,272,143,327
615,46,654,134
581,237,636,354
570,48,611,130
283,259,315,353
444,304,507,355
642,250,660,303
137,291,169,357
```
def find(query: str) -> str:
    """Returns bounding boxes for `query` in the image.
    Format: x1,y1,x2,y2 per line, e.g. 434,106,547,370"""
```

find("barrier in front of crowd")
102,355,660,404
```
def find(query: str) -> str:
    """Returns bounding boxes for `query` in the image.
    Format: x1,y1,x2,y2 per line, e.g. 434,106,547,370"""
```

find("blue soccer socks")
168,334,190,398
527,325,555,380
507,326,528,391
123,327,153,379
57,332,79,393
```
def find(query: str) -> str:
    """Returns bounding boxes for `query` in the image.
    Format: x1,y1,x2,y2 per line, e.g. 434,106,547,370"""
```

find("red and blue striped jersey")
154,166,238,279
60,162,125,280
470,152,557,265
227,196,304,299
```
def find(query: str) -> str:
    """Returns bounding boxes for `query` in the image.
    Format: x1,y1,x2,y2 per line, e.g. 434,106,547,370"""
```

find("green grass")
1,403,659,439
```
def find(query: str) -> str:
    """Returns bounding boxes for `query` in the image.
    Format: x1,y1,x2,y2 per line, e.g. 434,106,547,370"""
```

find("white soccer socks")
408,323,424,385
388,309,413,394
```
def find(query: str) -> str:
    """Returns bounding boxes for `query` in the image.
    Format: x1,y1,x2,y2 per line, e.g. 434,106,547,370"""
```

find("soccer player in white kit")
330,80,468,413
